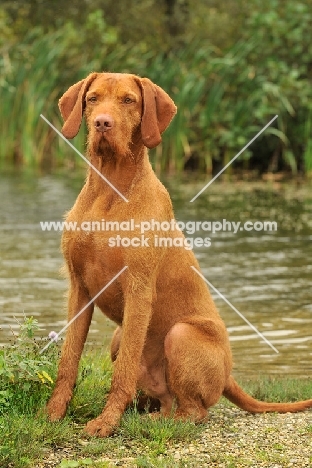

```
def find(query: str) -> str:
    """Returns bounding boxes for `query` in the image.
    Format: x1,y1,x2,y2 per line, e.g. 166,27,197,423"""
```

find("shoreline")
36,403,312,468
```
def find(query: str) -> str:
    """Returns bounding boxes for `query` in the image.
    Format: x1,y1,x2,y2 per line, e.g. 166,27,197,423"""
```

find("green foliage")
0,413,76,468
0,10,123,169
0,318,70,467
119,405,202,453
1,1,312,175
238,376,312,403
303,108,312,176
69,352,113,421
0,316,55,414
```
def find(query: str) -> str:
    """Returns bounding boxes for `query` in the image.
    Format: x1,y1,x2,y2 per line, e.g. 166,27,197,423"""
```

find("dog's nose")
94,114,114,132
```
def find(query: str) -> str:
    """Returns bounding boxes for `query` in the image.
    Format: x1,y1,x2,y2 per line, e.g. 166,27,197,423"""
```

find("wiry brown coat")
46,73,312,437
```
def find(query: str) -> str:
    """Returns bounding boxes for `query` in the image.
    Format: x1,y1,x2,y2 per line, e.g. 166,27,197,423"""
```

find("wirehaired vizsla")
46,72,312,437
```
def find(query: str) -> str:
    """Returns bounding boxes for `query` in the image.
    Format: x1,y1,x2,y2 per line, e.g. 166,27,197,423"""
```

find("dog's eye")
88,96,97,103
123,97,134,104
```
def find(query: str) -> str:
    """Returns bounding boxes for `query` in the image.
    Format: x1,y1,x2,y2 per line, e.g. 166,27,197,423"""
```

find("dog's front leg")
46,281,94,421
85,285,153,437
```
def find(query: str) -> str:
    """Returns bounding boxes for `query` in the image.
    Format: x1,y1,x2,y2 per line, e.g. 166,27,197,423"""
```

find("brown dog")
46,72,312,437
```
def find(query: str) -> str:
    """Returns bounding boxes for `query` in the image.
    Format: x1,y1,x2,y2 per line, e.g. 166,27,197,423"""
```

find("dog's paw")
84,416,115,438
45,397,68,422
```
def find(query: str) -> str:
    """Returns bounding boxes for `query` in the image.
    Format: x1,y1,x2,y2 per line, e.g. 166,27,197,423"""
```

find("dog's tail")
223,375,312,413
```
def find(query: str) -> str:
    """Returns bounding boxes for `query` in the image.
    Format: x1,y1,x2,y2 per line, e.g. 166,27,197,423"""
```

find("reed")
1,20,311,176
303,108,312,176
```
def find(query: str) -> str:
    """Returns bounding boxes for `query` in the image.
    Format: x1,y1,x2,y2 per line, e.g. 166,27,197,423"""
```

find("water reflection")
0,171,311,378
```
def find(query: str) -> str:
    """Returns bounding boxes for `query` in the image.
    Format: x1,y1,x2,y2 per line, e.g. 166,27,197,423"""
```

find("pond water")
0,170,311,379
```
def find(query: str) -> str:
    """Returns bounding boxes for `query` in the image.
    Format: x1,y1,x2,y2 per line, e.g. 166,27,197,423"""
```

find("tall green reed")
1,30,58,165
0,12,126,170
303,108,312,176
1,15,312,176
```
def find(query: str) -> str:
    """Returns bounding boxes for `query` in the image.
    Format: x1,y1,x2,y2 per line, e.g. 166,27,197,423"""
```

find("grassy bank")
1,318,312,468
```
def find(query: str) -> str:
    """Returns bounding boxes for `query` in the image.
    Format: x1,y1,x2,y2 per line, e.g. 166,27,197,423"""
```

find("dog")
46,72,312,437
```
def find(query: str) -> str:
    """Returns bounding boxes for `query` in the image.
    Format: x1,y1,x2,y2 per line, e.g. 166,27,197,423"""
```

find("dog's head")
58,72,177,154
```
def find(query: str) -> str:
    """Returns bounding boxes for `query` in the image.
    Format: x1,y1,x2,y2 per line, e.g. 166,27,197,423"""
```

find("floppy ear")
58,72,98,139
138,78,177,149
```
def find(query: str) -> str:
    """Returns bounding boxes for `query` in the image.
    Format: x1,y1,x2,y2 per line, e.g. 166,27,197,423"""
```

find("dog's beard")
88,134,134,165
89,132,134,162
95,136,116,159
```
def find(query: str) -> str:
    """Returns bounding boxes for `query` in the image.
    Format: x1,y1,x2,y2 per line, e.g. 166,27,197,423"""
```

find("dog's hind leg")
164,321,231,422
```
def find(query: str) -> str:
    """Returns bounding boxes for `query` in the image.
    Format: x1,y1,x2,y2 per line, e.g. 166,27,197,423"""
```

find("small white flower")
48,331,59,342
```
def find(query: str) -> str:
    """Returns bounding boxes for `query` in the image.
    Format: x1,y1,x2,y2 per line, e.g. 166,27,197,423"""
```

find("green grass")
237,375,312,403
1,317,312,468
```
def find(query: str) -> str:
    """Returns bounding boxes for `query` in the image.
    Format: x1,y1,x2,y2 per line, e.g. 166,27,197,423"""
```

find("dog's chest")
62,206,126,323
62,224,123,277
